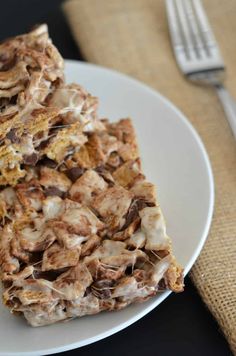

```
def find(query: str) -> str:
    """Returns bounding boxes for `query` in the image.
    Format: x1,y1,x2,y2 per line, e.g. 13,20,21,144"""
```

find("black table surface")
0,1,231,355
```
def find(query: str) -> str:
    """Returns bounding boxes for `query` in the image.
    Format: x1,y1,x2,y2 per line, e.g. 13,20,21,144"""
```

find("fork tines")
166,0,224,74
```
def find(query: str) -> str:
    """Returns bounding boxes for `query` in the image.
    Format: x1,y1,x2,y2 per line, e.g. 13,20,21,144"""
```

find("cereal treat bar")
0,27,183,327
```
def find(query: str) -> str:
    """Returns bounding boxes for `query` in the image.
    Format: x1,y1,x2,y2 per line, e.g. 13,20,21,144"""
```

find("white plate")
0,60,214,356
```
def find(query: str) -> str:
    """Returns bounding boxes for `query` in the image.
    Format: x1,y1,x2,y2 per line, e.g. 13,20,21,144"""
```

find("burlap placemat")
63,0,236,352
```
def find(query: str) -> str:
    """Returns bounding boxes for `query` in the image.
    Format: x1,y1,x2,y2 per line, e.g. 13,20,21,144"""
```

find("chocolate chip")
33,268,68,281
84,287,92,296
125,266,133,275
0,55,17,71
6,128,20,143
95,166,105,174
23,152,38,166
93,280,114,289
95,165,115,184
38,138,50,150
146,202,155,207
44,186,64,198
65,167,84,182
122,199,147,230
92,280,114,299
123,208,138,230
9,95,17,105
157,278,167,290
98,289,111,299
38,157,57,168
136,200,148,211
107,152,121,168
0,53,8,62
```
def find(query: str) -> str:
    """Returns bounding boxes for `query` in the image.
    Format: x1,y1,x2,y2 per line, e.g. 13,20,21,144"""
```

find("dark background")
0,1,231,355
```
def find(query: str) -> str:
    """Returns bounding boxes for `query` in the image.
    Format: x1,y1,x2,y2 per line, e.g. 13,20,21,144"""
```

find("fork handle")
215,85,236,139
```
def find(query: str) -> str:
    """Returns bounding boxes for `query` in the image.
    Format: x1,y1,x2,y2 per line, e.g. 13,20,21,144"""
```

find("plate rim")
1,59,214,356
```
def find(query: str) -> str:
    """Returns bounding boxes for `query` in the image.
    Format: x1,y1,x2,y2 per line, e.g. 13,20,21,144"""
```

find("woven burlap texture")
63,0,236,352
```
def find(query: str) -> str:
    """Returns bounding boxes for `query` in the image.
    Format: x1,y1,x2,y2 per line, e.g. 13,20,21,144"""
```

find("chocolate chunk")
44,186,64,198
23,152,38,166
6,128,20,143
65,167,84,182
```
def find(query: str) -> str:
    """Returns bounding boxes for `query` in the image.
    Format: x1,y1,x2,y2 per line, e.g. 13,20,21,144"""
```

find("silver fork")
166,0,236,139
